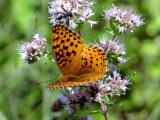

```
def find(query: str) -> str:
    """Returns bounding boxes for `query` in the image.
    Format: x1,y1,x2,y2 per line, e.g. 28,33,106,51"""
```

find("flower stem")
101,103,109,120
103,111,109,120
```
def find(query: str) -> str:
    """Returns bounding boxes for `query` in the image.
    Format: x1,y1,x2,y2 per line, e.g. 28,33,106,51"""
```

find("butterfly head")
55,5,73,26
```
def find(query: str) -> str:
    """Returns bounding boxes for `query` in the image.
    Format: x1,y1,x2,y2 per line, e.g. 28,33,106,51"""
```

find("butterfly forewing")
52,24,84,75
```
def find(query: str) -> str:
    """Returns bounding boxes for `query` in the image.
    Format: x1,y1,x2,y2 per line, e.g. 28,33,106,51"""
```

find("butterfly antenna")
129,71,136,79
65,88,71,94
60,89,68,97
37,79,55,85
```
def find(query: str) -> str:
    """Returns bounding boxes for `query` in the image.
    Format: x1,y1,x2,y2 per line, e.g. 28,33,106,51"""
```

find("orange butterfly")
47,24,106,88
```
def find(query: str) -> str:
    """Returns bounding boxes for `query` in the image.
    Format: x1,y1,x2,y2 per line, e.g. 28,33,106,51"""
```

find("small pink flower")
62,87,93,114
117,56,128,63
48,0,96,28
103,4,144,33
100,38,126,56
107,71,130,96
94,71,130,103
99,38,128,63
19,33,46,64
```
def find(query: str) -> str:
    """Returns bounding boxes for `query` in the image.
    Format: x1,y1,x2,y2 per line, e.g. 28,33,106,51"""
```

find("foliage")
0,0,160,120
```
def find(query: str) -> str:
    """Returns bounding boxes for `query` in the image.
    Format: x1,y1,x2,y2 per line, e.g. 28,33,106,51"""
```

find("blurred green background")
0,0,160,120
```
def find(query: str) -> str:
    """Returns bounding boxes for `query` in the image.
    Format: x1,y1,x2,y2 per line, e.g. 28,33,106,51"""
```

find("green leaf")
110,21,118,35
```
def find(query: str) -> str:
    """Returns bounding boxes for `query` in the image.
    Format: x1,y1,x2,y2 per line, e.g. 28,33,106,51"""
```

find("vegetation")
0,0,160,120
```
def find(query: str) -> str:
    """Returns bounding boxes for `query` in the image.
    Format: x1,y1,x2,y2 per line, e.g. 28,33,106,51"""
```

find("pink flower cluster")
103,4,144,33
48,0,96,28
100,38,127,63
95,71,129,103
100,39,125,55
19,33,46,64
65,87,93,114
51,70,129,114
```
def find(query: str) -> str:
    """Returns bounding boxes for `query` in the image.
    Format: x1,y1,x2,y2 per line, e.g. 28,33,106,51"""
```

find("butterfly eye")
56,14,63,21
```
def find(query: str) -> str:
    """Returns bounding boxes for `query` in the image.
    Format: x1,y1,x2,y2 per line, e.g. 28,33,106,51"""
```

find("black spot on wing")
63,45,68,50
67,38,70,42
70,42,74,46
72,50,76,56
66,51,70,57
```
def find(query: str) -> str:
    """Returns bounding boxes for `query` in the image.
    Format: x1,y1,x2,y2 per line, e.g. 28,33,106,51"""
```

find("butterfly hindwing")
47,73,105,88
74,45,106,76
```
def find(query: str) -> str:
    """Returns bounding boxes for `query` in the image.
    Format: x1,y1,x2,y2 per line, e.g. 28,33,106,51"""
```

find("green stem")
103,108,109,120
77,23,83,36
102,103,109,120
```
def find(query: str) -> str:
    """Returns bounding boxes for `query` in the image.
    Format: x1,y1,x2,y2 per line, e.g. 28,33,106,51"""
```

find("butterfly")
47,24,106,88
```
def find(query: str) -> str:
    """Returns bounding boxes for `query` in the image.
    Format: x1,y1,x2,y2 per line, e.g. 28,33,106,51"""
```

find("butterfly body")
48,24,106,88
